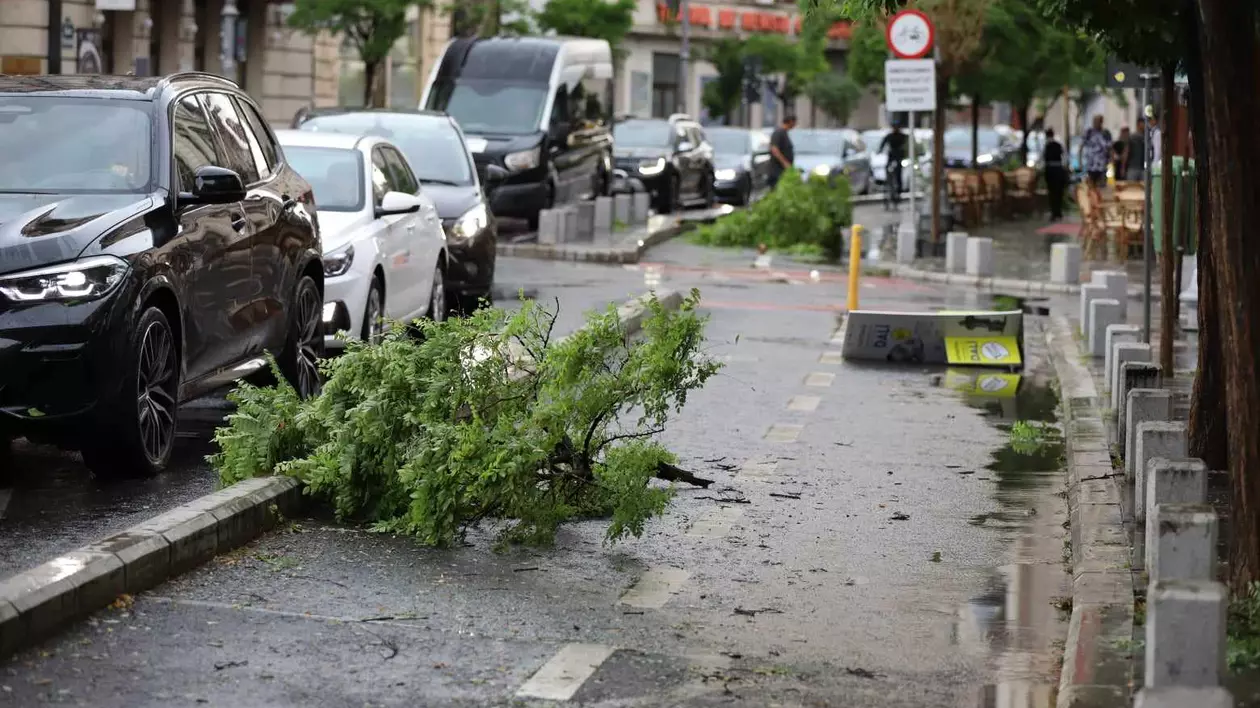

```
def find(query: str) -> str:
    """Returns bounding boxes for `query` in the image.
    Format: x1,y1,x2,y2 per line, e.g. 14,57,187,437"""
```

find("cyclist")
878,123,910,210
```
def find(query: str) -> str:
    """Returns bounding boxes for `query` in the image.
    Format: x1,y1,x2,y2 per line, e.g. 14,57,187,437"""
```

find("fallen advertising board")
840,310,1023,368
943,369,1022,398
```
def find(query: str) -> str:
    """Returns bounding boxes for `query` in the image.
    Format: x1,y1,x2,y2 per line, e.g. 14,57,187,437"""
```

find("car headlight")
323,245,354,278
639,157,666,176
812,164,831,177
977,153,994,164
449,203,489,241
714,168,737,181
901,159,910,167
504,147,540,172
0,255,129,302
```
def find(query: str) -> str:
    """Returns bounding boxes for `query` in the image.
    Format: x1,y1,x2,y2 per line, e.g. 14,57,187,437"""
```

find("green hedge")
690,169,853,258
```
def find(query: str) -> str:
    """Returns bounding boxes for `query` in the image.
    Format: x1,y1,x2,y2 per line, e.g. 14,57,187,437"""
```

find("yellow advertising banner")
943,369,1022,398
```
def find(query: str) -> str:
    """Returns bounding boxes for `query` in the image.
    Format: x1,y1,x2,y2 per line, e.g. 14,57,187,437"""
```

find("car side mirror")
549,121,571,144
376,191,422,218
181,166,245,205
677,141,694,153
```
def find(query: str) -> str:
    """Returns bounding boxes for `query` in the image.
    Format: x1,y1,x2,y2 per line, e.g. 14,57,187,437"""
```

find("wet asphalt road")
3,224,1077,706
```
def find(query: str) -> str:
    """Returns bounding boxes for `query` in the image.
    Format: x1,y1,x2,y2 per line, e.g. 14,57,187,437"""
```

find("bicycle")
883,159,903,211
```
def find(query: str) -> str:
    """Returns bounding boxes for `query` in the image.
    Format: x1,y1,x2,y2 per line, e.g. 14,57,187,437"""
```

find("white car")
275,130,448,348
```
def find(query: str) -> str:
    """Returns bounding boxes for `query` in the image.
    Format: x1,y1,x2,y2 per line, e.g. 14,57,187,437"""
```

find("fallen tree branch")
656,462,714,488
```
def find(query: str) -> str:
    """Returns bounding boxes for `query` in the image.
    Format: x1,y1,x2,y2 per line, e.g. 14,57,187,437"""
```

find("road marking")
818,351,844,364
0,489,10,520
805,372,836,387
516,643,617,701
740,459,779,480
764,423,804,442
686,506,744,539
620,567,691,608
786,395,820,412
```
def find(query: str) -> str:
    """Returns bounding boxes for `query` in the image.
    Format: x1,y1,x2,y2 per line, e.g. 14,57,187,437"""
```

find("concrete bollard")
1079,283,1108,336
896,222,917,264
1124,388,1173,477
574,201,596,241
1104,325,1143,392
945,232,968,273
1134,422,1188,523
594,196,615,235
1117,361,1162,451
537,208,562,244
965,236,994,277
631,192,651,224
1092,269,1129,304
1112,343,1154,410
1049,242,1082,284
1136,686,1234,708
559,207,577,243
1088,298,1122,358
613,193,632,227
1149,501,1216,583
1146,579,1227,689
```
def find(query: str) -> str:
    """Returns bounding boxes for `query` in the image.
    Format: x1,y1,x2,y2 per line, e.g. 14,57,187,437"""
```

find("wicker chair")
1006,166,1038,217
1076,182,1107,260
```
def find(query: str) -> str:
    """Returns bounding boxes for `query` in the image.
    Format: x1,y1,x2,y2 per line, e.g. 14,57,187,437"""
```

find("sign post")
884,10,935,241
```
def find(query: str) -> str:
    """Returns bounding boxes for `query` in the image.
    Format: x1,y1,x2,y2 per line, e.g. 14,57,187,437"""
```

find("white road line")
805,372,836,387
786,395,820,412
818,351,844,365
686,506,744,539
0,489,11,521
516,643,617,701
619,567,691,608
740,459,779,480
764,423,804,442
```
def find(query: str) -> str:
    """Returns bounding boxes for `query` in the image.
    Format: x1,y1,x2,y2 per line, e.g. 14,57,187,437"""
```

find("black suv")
613,115,715,213
0,74,323,478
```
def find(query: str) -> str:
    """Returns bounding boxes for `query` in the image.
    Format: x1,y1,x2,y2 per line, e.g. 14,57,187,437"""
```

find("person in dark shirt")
1126,117,1147,181
1042,128,1066,221
1112,126,1129,182
768,114,797,188
878,124,910,208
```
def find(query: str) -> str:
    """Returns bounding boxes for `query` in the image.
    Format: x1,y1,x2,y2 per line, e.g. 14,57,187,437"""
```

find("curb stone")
496,221,686,264
0,289,683,661
889,263,1151,300
1045,315,1136,708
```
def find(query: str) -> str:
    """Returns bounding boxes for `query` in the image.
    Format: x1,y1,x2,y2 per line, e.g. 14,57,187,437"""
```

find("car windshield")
0,97,152,194
705,128,750,154
944,127,1002,153
425,81,547,135
614,120,672,148
282,146,364,212
300,113,473,186
791,130,845,155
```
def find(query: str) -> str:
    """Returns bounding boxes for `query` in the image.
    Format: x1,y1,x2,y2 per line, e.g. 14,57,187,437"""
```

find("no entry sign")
886,9,934,59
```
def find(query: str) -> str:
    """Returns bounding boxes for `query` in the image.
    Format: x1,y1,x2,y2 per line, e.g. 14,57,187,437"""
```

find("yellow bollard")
847,224,862,311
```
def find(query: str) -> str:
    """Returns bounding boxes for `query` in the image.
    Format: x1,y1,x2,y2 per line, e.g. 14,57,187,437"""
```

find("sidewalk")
496,208,728,264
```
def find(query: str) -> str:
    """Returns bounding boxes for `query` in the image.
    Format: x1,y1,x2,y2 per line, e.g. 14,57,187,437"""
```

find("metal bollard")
848,225,863,311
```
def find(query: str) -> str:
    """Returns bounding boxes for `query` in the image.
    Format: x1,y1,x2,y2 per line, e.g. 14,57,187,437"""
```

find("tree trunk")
1062,87,1071,158
1016,102,1030,164
1159,65,1178,375
363,58,382,108
932,72,947,243
970,95,980,168
1196,0,1260,590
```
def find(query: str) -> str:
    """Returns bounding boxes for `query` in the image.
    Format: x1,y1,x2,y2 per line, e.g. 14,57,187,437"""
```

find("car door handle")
231,214,248,232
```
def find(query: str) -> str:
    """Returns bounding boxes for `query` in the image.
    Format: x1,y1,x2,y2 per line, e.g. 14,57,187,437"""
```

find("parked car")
790,129,873,193
612,115,716,213
706,127,772,206
293,109,502,311
275,130,448,349
940,126,1019,169
420,36,614,230
861,128,929,192
0,74,323,478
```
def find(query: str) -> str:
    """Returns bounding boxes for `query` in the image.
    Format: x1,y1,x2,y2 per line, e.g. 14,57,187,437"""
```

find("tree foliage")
289,0,430,107
806,72,864,123
536,0,637,52
846,19,889,92
211,293,721,547
701,39,747,124
690,170,853,257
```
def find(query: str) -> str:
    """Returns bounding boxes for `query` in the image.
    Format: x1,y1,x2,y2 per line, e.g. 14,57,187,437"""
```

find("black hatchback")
0,74,324,479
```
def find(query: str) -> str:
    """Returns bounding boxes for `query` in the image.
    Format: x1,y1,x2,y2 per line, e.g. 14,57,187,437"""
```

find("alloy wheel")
135,318,178,465
364,286,385,343
430,267,447,322
295,284,323,397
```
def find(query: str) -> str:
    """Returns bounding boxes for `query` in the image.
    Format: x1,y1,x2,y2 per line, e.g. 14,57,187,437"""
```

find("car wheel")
361,279,385,343
81,306,179,479
656,173,678,214
427,265,447,322
278,275,324,399
0,433,14,485
703,172,717,208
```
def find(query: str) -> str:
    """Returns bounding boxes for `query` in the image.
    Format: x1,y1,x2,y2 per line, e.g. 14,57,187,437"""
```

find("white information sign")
884,59,937,112
96,0,137,10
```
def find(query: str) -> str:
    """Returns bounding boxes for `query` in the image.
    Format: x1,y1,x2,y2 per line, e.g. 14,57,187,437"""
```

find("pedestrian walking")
1126,117,1147,181
767,114,797,189
878,123,910,210
1042,128,1066,221
1080,114,1112,187
1113,126,1130,181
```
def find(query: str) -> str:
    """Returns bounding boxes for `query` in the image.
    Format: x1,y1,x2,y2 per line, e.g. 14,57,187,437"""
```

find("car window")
171,93,219,192
199,92,258,184
673,124,687,144
231,96,275,182
381,146,418,195
687,126,704,146
369,147,393,206
550,86,569,126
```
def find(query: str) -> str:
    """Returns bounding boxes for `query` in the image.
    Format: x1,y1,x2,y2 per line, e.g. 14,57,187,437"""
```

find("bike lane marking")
516,643,618,701
619,567,692,609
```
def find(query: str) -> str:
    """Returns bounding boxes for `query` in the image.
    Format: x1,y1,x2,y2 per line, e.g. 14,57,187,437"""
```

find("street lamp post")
220,0,239,79
677,0,690,114
1141,72,1157,343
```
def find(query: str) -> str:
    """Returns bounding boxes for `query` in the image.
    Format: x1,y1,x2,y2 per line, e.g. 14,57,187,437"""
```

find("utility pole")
1141,71,1157,344
220,0,239,80
677,0,690,114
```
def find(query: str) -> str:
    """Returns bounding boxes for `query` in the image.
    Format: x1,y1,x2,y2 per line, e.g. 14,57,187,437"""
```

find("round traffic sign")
886,10,934,59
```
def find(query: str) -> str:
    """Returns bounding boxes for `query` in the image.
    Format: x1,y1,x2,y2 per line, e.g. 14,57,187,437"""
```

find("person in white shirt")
1150,118,1162,164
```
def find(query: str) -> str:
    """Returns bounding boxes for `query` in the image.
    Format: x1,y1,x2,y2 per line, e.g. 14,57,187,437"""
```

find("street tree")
806,72,864,124
448,0,533,37
289,0,432,107
845,19,889,94
535,0,637,52
700,39,746,124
